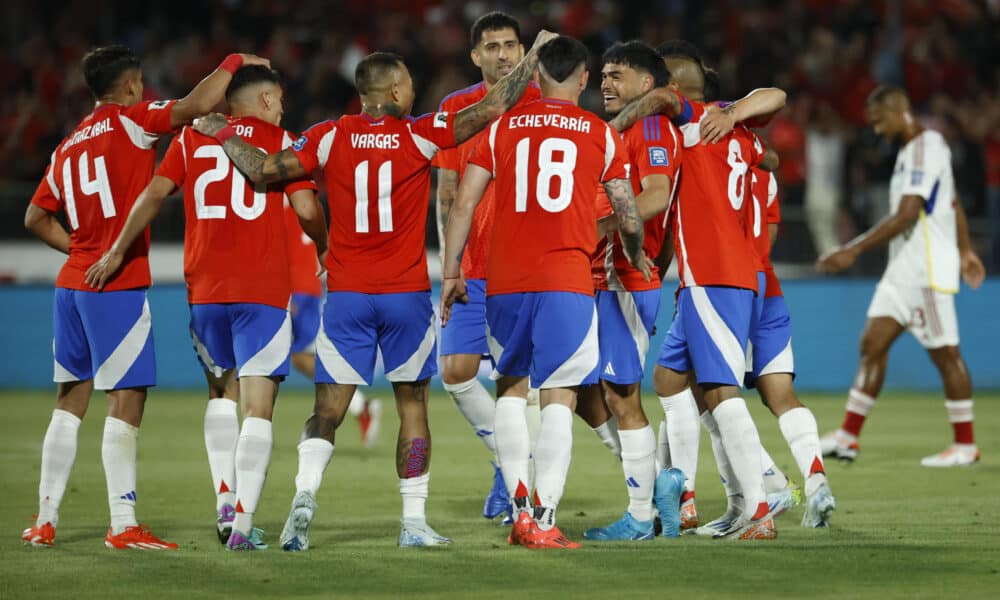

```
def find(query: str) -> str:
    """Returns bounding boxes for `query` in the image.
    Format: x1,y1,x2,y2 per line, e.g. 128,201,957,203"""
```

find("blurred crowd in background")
1,0,999,274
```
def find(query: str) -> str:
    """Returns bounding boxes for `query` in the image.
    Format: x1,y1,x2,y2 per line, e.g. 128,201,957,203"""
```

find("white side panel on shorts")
689,287,745,385
53,357,80,383
540,305,599,389
386,314,436,382
315,320,367,385
240,312,292,377
759,339,795,377
94,298,152,390
615,290,650,366
485,322,506,381
190,328,226,378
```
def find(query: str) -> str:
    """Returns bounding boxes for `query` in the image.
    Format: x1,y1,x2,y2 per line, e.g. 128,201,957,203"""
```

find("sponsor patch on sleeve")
292,136,308,151
648,146,669,167
434,112,449,128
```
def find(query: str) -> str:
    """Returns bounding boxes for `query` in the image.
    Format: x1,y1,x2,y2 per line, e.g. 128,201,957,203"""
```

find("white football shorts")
866,281,959,349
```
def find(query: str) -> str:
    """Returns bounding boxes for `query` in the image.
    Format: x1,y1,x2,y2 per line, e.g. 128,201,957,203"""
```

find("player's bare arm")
595,173,671,234
604,177,652,280
608,87,682,133
24,204,70,255
953,195,985,289
192,114,307,184
759,148,780,172
289,189,329,277
816,195,923,273
700,87,787,144
441,164,492,324
768,223,779,248
435,168,459,266
452,30,557,144
654,226,674,282
170,54,270,128
85,175,177,289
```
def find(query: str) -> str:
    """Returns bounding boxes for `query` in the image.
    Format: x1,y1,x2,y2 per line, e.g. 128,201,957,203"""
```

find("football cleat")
483,462,511,520
226,528,267,551
216,503,235,544
820,431,860,462
680,491,699,532
713,504,777,541
652,467,685,538
280,491,316,551
508,512,535,546
801,482,836,528
920,445,980,467
398,518,452,547
105,524,178,550
359,398,383,449
583,511,654,541
522,524,581,549
694,502,741,537
766,481,803,518
22,521,55,547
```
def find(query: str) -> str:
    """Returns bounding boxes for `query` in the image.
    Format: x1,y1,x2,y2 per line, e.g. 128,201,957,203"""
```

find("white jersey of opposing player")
883,129,959,293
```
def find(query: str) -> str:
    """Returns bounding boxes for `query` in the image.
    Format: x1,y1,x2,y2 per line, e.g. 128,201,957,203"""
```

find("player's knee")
441,356,480,384
928,345,962,369
858,333,890,361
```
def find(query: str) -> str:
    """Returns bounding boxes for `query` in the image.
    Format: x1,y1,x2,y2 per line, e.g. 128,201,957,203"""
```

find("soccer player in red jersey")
574,41,683,542
193,31,556,549
88,66,328,551
434,11,543,524
442,35,650,549
22,45,267,550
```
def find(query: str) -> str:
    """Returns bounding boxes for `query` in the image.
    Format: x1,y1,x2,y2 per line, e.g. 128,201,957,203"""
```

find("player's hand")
84,250,124,290
816,246,858,273
193,113,229,137
630,252,656,282
699,106,736,145
961,249,985,290
530,29,558,52
239,54,271,68
316,247,328,279
440,276,469,326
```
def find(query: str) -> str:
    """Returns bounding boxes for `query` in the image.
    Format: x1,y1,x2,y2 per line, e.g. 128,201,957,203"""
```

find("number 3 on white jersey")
61,151,115,230
515,137,578,213
193,145,266,220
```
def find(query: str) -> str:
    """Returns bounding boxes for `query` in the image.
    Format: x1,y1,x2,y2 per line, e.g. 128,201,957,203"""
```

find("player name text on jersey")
63,118,115,150
351,133,401,149
508,113,592,133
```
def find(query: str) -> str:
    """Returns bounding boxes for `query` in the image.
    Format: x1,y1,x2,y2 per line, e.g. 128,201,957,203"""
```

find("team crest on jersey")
911,170,923,186
434,112,449,128
649,146,669,166
149,100,170,110
292,135,308,151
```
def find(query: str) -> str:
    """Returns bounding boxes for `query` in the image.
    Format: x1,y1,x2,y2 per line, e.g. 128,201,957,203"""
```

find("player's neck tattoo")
363,102,405,120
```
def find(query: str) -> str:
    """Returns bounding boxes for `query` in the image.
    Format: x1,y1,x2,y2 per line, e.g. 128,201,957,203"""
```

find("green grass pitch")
1,389,998,599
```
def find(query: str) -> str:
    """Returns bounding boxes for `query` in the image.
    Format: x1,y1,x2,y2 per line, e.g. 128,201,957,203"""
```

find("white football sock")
37,409,81,527
233,417,272,533
399,472,429,521
592,415,622,459
204,398,239,511
713,399,768,520
778,407,827,496
759,446,789,494
700,410,739,497
102,417,139,535
525,388,542,454
295,438,334,496
443,377,497,457
619,426,656,522
494,396,530,508
659,389,700,491
533,404,574,530
655,419,670,472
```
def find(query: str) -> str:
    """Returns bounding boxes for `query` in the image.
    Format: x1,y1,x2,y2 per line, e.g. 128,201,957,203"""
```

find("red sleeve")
629,117,681,182
601,125,630,183
595,185,613,219
155,133,188,188
284,177,319,196
409,111,458,152
467,127,494,174
290,120,337,174
433,146,460,170
121,99,177,135
30,163,62,213
746,129,765,168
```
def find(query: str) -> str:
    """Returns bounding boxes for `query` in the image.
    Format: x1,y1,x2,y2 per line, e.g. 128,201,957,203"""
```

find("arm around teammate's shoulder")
169,54,271,128
192,113,308,184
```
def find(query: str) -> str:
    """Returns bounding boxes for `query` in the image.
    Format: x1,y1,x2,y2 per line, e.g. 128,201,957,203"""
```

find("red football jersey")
284,197,322,296
592,115,681,292
30,100,176,291
469,98,630,296
434,82,541,280
749,167,783,298
156,116,318,309
670,98,763,292
292,111,457,294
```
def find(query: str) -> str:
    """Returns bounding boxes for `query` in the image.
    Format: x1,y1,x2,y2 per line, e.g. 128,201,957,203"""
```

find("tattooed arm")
603,177,652,280
608,88,683,133
192,113,307,184
452,30,557,143
436,168,459,266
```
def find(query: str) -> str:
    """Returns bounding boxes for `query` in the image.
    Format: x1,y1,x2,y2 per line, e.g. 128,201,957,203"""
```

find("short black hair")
867,84,907,106
602,41,671,88
656,40,706,67
354,52,405,95
703,68,722,102
470,11,521,48
538,36,589,84
82,45,140,98
226,65,282,102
